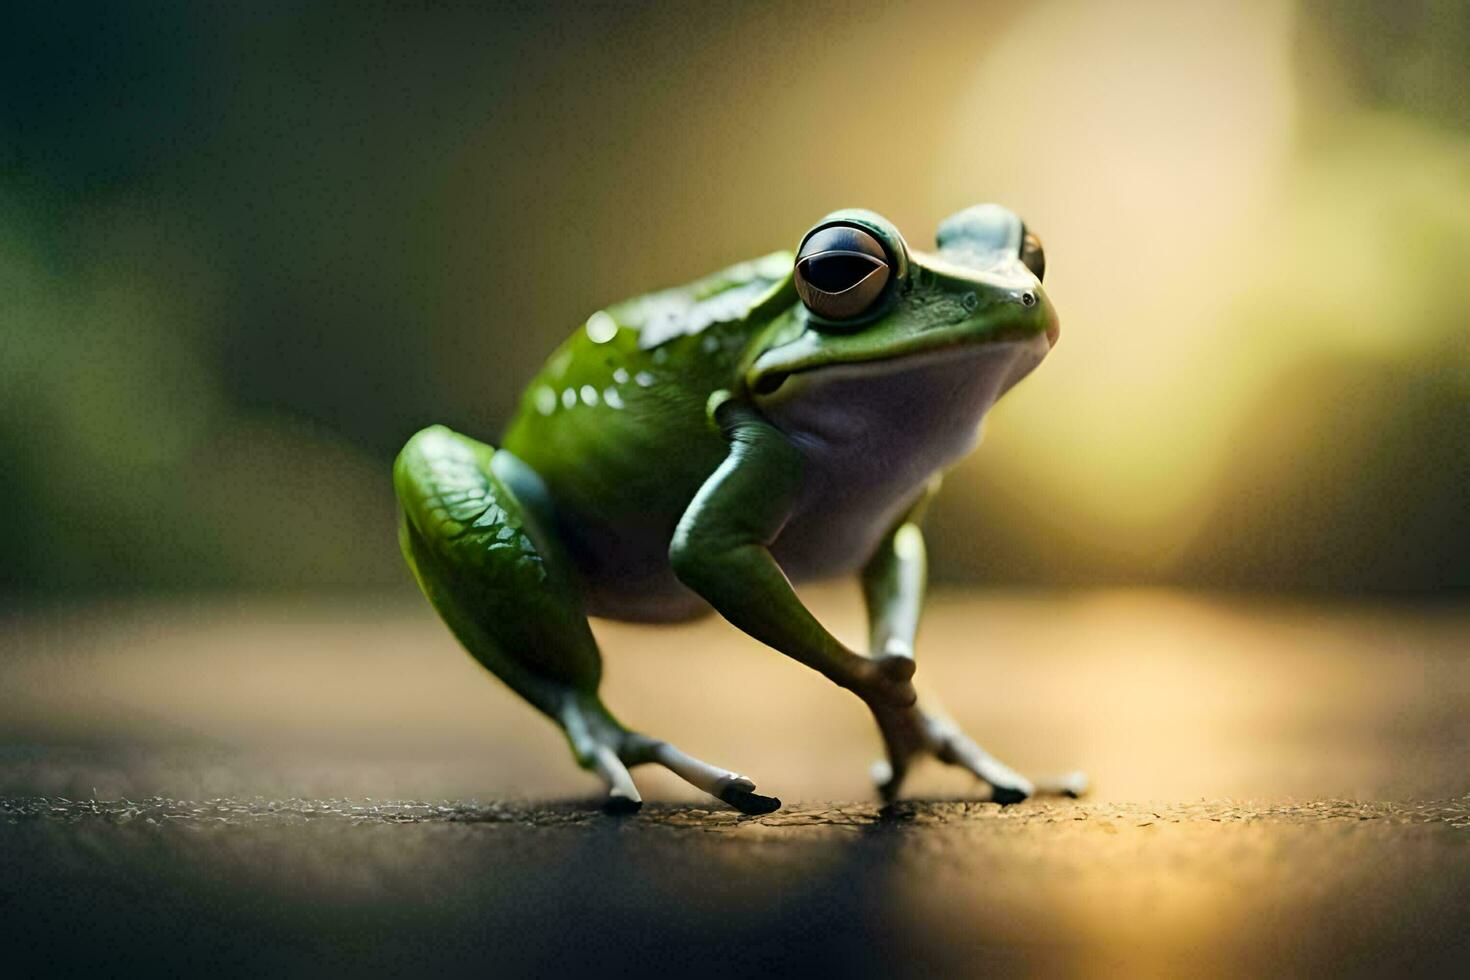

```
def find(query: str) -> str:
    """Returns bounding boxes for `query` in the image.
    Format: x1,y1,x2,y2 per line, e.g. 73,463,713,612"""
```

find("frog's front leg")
860,499,1088,804
670,400,918,709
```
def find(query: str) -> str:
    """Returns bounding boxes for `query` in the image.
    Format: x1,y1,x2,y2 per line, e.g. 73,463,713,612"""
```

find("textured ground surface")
3,589,1468,976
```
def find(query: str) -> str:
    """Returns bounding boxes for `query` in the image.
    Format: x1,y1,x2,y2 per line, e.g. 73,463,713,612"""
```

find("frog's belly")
773,474,930,582
768,427,959,583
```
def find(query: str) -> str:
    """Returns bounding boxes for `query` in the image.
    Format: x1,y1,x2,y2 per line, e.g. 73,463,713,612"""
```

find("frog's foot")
564,694,780,815
576,731,782,816
622,734,782,816
869,701,1088,805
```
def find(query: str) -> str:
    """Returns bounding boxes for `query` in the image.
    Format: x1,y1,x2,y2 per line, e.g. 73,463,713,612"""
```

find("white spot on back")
534,386,557,415
580,384,599,406
585,310,618,344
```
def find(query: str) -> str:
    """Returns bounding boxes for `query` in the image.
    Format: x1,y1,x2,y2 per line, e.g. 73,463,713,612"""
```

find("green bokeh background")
2,0,1466,596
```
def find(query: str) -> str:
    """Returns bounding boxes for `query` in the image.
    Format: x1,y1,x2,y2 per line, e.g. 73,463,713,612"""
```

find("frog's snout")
1044,306,1061,348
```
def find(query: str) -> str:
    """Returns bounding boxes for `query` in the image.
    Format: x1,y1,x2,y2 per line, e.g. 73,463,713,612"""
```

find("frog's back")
502,252,791,620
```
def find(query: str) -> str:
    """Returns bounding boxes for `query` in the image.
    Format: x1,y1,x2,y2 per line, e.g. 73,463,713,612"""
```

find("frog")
394,204,1085,814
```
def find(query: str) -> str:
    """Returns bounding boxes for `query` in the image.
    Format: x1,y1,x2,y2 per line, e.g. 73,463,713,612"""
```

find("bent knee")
394,424,502,534
396,424,466,471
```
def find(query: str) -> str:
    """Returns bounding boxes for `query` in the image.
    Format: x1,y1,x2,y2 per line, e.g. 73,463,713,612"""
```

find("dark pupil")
800,253,879,292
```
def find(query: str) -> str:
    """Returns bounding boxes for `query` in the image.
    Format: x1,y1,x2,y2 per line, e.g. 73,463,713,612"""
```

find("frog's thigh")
394,425,602,715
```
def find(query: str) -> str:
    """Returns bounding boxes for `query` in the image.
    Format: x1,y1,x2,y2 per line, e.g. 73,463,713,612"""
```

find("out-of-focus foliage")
1,0,1465,595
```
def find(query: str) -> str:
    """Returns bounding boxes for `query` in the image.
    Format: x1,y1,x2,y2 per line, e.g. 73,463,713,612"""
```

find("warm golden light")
4,0,1463,595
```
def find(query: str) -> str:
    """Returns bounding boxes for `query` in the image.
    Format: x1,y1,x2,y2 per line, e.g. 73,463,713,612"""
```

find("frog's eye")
794,225,891,322
1019,228,1046,282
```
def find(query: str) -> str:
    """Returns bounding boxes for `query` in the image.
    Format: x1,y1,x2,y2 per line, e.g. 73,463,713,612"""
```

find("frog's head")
749,205,1054,399
747,206,1055,456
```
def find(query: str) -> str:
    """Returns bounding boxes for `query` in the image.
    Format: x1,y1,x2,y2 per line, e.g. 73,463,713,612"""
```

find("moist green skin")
395,205,1059,813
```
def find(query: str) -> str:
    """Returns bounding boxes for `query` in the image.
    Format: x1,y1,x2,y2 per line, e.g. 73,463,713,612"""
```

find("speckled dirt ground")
3,590,1467,976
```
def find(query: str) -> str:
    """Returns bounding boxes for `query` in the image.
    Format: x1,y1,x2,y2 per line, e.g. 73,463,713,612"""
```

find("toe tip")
720,786,782,815
602,795,643,816
989,785,1032,806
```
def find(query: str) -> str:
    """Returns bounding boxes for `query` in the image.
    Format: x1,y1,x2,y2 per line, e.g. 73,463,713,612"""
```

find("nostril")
1020,291,1037,308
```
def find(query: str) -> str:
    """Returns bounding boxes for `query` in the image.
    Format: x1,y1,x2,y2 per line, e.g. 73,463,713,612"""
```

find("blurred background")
3,6,1468,973
1,0,1467,598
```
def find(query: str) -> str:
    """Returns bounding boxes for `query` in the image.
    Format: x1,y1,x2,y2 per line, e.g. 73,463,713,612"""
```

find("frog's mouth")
749,322,1054,400
749,331,1051,404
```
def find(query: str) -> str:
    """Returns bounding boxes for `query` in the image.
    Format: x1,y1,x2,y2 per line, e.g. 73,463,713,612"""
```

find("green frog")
395,205,1084,814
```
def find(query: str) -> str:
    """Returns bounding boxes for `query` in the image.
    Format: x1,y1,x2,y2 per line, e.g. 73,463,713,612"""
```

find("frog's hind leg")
395,425,779,815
